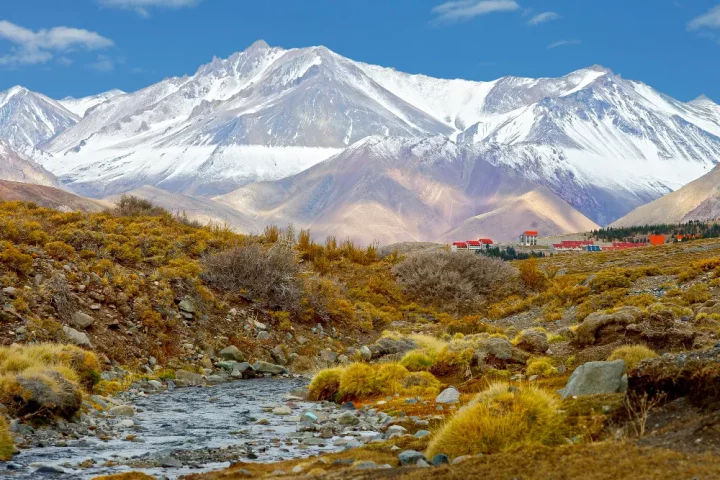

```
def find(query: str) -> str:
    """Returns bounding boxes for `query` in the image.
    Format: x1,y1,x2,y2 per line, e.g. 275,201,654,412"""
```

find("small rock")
435,386,460,404
119,419,135,427
432,454,450,466
559,360,627,399
70,311,95,330
355,461,379,469
398,450,427,466
34,464,66,474
416,459,431,468
338,411,360,426
273,406,292,415
319,349,338,364
414,429,430,438
359,346,372,361
257,331,271,341
175,369,203,386
253,361,287,375
109,405,134,417
62,325,92,347
159,456,183,468
451,455,472,465
340,401,356,411
219,346,245,362
178,299,195,314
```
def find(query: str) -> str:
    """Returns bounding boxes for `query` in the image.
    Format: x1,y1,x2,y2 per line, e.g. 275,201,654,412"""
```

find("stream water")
5,377,353,479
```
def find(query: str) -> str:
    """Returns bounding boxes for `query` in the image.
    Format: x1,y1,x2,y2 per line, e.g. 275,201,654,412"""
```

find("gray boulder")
178,299,196,314
253,361,288,375
435,386,460,404
368,337,417,359
559,360,627,399
14,372,82,419
70,312,95,330
219,345,245,362
398,450,427,466
109,405,135,417
319,349,338,364
271,345,288,366
62,325,92,347
515,329,549,354
175,369,203,386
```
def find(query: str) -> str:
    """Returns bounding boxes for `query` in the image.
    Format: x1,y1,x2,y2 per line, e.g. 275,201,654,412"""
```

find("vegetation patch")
426,383,564,459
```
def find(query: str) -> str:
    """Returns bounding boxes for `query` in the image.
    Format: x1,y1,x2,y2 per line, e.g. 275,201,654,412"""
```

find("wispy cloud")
431,0,520,24
0,20,113,67
98,0,203,17
89,54,115,72
688,5,720,30
528,11,559,26
547,39,581,49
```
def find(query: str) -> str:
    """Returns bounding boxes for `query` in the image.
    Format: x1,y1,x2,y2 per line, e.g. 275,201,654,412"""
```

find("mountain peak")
689,94,716,106
248,39,271,50
585,64,613,74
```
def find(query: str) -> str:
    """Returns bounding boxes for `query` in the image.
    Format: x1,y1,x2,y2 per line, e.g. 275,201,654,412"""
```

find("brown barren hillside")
0,179,106,211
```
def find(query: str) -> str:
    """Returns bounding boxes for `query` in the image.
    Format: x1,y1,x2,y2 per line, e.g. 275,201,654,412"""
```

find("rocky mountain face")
612,165,720,227
214,136,599,244
0,140,61,188
1,40,719,236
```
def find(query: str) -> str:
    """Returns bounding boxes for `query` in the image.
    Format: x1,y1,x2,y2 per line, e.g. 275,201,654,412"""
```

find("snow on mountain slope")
59,89,126,118
0,86,79,153
41,40,453,197
611,165,720,227
214,136,598,245
436,188,600,243
0,140,62,188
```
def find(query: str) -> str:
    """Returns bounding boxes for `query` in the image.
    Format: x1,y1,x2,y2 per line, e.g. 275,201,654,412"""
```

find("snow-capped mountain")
0,86,79,154
1,40,717,229
59,89,126,118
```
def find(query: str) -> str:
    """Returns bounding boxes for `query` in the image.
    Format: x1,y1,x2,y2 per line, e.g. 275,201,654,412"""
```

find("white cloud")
528,11,559,26
688,5,720,30
98,0,203,17
432,0,520,24
0,20,113,66
547,39,581,49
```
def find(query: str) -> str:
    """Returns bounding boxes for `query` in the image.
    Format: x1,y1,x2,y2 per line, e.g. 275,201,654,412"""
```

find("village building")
519,230,538,246
451,238,494,252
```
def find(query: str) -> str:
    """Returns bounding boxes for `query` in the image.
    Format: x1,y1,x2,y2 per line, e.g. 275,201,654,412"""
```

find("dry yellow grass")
307,368,343,401
607,345,658,370
0,416,13,461
426,383,564,459
525,357,558,377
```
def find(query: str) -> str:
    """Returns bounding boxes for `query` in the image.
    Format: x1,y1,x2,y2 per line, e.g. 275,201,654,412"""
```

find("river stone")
273,406,292,415
15,372,82,419
253,361,287,375
160,456,183,468
414,429,431,438
109,405,135,417
432,454,450,466
70,311,95,330
119,419,135,427
271,345,288,366
175,369,203,386
257,331,271,341
338,411,360,425
219,346,245,362
398,450,427,466
217,360,240,371
34,465,66,474
62,325,92,347
435,386,460,404
559,360,627,399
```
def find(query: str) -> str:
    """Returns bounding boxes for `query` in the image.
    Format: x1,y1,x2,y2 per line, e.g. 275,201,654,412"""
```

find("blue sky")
0,0,719,102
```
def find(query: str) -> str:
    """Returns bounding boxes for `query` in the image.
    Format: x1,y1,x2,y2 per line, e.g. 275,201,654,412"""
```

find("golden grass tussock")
309,362,443,402
307,368,343,401
426,383,564,459
607,345,659,370
0,416,14,461
400,350,436,372
525,357,559,378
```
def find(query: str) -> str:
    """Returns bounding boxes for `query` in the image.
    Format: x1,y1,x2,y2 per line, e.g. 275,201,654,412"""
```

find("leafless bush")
201,244,302,311
110,195,169,218
624,391,666,437
48,273,74,319
392,250,518,314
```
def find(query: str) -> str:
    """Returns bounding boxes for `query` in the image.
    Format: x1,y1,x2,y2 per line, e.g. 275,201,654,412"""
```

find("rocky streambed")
3,377,385,479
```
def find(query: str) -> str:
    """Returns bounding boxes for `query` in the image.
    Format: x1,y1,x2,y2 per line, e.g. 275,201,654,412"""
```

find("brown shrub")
393,250,517,314
111,195,169,217
201,244,302,311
